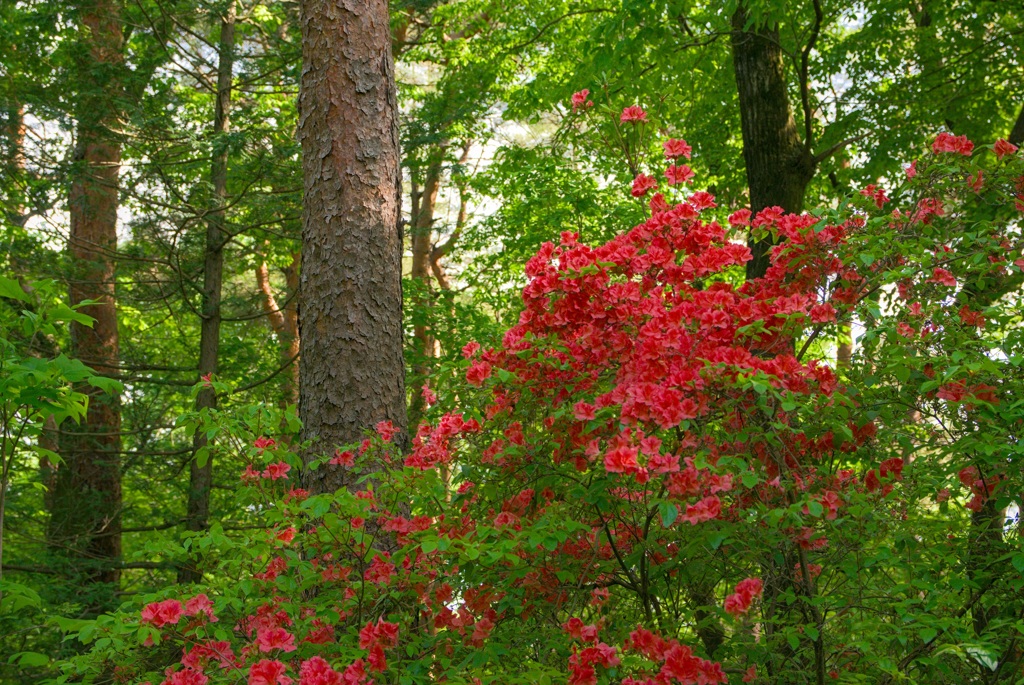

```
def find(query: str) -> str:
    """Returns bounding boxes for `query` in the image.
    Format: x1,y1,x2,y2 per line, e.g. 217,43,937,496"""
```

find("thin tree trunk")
731,4,815,280
3,102,26,229
50,0,124,608
255,251,301,408
179,1,235,583
298,0,406,494
408,147,446,434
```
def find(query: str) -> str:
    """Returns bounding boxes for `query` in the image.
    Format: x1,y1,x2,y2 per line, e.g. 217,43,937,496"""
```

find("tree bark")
50,0,124,607
731,4,815,280
179,1,235,584
298,0,406,494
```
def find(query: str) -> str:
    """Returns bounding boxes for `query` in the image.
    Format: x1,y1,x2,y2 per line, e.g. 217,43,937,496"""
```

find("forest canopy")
0,1,1023,684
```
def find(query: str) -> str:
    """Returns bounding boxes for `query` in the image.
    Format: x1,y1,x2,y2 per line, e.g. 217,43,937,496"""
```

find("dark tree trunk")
730,4,815,280
179,1,235,584
408,147,445,434
1009,103,1024,146
50,0,124,608
298,0,406,494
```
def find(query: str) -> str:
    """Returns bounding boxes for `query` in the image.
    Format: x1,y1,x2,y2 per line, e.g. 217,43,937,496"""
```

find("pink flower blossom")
330,450,355,467
257,626,297,653
631,174,658,197
620,105,647,123
662,138,692,159
932,131,974,155
262,461,291,480
664,164,694,186
570,89,592,111
249,659,292,685
184,593,217,622
994,138,1018,160
466,360,492,386
141,599,184,628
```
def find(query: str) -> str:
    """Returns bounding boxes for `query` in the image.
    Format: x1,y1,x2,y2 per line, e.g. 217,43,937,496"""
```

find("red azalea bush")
54,115,1024,685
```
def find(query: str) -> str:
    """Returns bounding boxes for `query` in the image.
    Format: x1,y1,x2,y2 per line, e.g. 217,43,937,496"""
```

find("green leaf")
1011,553,1024,575
87,375,124,395
659,501,678,528
11,652,49,667
0,276,32,302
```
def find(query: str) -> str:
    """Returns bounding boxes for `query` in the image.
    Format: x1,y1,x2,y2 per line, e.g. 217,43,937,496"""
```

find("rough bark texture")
731,5,815,280
50,0,124,604
298,0,406,494
179,2,235,584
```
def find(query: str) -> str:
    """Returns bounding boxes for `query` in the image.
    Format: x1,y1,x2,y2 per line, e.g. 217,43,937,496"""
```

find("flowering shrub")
53,116,1024,685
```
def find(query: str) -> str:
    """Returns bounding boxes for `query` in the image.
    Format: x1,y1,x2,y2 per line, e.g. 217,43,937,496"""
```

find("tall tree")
297,0,406,493
49,0,124,606
730,3,817,279
180,0,236,583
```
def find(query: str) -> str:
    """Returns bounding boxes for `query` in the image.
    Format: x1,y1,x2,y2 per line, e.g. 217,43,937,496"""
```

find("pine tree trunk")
50,0,124,607
730,4,815,280
179,1,235,584
298,0,406,494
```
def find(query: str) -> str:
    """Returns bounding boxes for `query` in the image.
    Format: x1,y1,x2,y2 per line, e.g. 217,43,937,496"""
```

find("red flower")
262,461,291,480
375,420,397,441
141,599,184,628
928,268,957,287
724,577,763,616
681,496,721,525
860,183,889,208
932,131,974,155
248,660,292,685
728,209,752,227
184,593,217,622
299,656,341,685
330,450,355,467
367,643,387,673
164,668,209,685
631,174,658,197
571,89,592,111
363,554,395,584
620,105,647,123
879,458,903,481
664,164,695,186
662,138,692,159
493,511,520,528
994,138,1018,160
257,626,297,653
466,360,492,386
603,445,640,474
